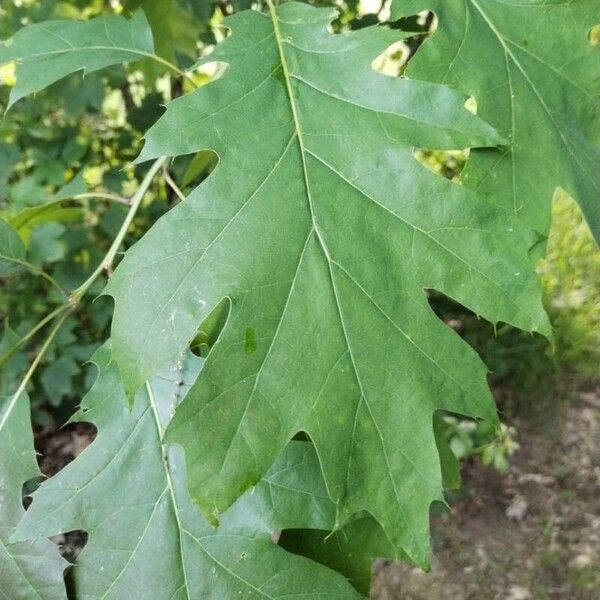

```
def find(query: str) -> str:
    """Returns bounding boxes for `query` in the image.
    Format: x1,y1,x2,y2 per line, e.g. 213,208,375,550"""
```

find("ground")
372,384,600,599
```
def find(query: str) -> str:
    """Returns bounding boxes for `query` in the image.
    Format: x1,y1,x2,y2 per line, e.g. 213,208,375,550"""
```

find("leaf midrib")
468,0,596,193
147,380,292,598
146,381,193,600
267,1,420,554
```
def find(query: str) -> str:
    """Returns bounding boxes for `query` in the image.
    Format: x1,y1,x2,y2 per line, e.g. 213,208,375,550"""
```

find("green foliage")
441,416,518,473
0,391,68,599
15,344,361,598
391,0,600,242
0,4,176,422
538,192,600,377
107,1,548,567
0,11,156,109
0,0,597,597
0,218,25,275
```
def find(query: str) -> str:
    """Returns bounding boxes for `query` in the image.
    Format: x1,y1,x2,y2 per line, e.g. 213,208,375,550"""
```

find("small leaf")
0,218,26,276
40,356,79,407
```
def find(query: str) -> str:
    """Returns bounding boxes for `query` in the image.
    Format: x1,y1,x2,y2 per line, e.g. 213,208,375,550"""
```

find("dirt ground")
34,384,600,598
372,385,600,599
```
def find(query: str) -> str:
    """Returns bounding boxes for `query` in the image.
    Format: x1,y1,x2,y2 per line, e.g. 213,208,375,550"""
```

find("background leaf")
0,11,155,108
0,218,26,275
391,0,600,242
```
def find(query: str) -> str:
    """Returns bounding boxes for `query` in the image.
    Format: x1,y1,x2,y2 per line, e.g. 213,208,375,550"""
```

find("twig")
1,158,167,374
0,254,67,296
162,164,186,202
73,192,131,206
0,311,71,432
71,157,167,301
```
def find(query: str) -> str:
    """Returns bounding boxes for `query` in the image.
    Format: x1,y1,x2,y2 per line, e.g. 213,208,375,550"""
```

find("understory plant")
0,0,598,598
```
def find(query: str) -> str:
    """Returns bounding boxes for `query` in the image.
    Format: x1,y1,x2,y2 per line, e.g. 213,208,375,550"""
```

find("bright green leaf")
0,11,155,108
107,2,549,567
13,343,361,599
391,0,600,242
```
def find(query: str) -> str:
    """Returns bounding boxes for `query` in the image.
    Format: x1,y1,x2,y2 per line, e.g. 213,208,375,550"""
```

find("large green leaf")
391,0,600,241
0,11,154,108
13,344,361,599
107,2,549,567
0,390,68,599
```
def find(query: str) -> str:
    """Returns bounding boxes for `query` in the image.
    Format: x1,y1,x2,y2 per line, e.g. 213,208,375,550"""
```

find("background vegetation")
1,0,598,597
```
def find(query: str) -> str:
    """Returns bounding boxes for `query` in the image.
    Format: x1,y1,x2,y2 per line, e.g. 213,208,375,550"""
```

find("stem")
150,54,198,89
1,157,167,369
73,192,130,206
0,311,70,432
71,157,167,301
0,304,70,369
162,164,186,202
0,255,67,296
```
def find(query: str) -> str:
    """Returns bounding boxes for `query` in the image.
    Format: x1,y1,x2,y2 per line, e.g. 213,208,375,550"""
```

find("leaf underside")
107,2,549,567
392,0,600,242
14,344,362,599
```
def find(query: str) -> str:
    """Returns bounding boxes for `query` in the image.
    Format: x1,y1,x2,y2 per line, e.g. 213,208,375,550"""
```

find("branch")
163,164,186,202
71,157,167,301
0,255,67,296
1,158,167,375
